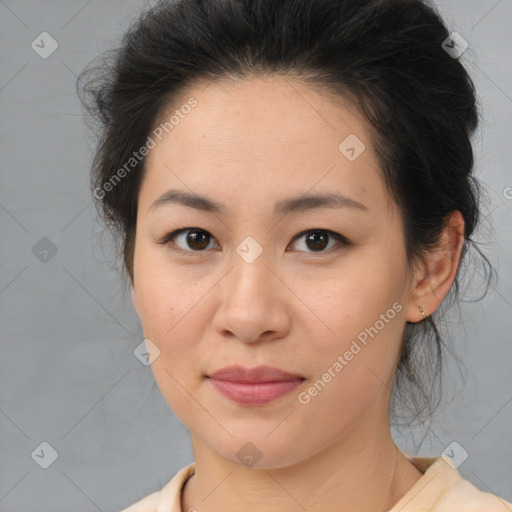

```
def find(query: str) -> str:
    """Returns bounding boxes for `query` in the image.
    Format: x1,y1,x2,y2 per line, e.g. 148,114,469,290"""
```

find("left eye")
157,228,349,254
288,229,349,253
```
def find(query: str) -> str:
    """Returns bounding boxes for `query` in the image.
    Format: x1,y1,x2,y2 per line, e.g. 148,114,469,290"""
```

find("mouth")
206,365,305,406
207,377,305,405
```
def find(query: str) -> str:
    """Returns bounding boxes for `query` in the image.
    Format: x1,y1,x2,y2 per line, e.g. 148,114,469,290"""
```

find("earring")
418,305,425,317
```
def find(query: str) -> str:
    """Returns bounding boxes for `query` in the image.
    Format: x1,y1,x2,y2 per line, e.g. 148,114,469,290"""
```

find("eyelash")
155,228,351,256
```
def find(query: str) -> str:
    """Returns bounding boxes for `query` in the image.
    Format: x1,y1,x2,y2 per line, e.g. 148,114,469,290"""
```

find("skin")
129,75,465,511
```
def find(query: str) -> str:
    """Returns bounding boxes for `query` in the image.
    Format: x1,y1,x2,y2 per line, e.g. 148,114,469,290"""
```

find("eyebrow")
149,189,369,216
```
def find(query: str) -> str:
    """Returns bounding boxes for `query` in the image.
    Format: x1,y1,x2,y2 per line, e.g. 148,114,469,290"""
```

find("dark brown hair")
78,0,495,427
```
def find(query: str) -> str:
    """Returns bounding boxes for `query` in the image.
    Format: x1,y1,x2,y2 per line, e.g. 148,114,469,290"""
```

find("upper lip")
208,365,304,383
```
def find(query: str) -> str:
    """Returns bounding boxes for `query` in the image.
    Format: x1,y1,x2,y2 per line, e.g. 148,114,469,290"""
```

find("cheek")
294,271,405,433
134,268,206,415
134,247,200,332
296,256,406,341
292,256,407,408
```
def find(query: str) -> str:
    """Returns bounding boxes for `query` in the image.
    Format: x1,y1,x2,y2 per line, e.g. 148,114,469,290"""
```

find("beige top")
120,455,512,511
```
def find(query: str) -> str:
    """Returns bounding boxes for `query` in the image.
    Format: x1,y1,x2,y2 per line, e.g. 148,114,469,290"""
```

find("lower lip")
208,377,304,405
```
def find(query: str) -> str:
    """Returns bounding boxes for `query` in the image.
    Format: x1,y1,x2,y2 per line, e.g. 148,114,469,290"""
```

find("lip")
207,365,305,406
208,365,303,382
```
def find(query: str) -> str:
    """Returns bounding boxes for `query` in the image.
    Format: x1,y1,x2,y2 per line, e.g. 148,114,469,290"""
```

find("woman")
78,0,511,510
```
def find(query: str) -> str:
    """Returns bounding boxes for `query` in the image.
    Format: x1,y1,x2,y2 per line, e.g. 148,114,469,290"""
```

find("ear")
130,281,140,317
405,210,465,323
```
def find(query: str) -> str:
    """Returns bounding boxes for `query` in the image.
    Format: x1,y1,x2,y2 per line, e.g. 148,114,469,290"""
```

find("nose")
212,252,291,344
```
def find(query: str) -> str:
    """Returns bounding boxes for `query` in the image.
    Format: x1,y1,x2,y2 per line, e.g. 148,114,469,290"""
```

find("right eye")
157,228,220,254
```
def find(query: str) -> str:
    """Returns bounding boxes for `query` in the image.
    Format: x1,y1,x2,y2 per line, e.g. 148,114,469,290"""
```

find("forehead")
140,75,389,215
150,74,370,159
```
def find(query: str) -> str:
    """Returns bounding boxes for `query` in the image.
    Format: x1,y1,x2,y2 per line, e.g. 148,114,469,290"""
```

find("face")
130,75,417,468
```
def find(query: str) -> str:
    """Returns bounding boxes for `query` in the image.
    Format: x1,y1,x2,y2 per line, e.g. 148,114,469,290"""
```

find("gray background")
0,0,511,510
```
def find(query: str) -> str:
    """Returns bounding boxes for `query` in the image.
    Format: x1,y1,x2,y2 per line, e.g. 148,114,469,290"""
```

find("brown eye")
305,231,329,251
287,229,349,254
182,229,211,251
162,228,219,253
158,227,349,256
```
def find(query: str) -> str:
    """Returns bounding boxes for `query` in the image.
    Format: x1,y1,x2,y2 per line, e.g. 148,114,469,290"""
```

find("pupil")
307,231,328,251
188,230,209,250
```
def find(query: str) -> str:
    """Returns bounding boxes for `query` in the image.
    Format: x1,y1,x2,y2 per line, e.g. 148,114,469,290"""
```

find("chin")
204,430,310,471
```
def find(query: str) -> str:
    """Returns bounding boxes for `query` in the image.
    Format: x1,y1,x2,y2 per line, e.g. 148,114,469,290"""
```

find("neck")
182,415,423,512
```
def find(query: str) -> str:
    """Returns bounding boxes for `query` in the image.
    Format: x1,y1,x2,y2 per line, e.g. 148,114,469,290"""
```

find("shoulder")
436,472,512,511
119,463,196,512
391,455,512,512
